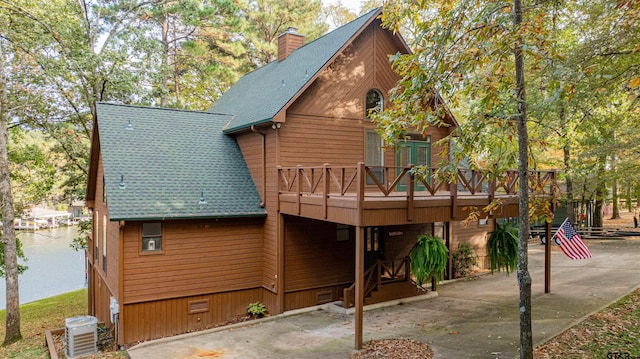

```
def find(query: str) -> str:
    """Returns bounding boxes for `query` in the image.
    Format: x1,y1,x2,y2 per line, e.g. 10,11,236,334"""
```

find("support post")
544,219,551,293
445,221,452,280
277,213,285,313
355,226,365,350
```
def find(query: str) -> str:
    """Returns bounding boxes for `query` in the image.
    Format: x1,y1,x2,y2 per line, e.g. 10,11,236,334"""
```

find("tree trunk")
593,159,606,228
0,41,22,345
560,104,575,224
513,1,533,358
160,5,170,107
611,178,620,219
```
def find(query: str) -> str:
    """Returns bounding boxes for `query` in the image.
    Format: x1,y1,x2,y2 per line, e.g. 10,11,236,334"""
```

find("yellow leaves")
630,77,640,89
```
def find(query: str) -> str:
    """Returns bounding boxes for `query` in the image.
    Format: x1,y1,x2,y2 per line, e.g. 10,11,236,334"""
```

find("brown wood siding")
90,153,120,330
383,224,433,260
122,218,264,304
122,288,264,344
282,22,404,168
262,132,278,293
451,219,494,270
92,268,116,327
284,216,355,292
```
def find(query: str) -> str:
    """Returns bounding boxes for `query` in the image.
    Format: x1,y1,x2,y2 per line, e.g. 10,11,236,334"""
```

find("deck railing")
277,162,557,219
342,257,410,309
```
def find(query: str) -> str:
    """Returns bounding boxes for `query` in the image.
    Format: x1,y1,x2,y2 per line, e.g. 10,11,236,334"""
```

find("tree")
242,0,328,67
0,38,21,345
377,0,568,356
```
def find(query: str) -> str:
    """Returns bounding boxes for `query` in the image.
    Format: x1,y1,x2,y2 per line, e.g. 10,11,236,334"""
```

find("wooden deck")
278,163,557,226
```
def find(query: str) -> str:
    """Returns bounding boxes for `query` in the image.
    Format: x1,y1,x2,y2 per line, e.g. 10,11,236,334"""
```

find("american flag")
554,218,593,260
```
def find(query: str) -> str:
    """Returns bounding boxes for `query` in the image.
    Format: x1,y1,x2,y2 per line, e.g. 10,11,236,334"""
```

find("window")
142,223,162,253
336,224,351,242
365,130,384,185
102,215,107,272
365,89,385,185
365,89,384,116
94,211,99,262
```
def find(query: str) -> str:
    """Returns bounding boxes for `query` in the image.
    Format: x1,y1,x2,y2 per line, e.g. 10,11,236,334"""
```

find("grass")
0,289,126,358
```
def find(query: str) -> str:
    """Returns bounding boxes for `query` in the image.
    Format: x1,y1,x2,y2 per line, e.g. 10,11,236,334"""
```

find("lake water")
0,226,87,310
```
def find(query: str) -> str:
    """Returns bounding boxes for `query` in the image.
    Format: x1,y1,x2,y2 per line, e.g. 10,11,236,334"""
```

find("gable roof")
210,7,385,133
96,102,266,221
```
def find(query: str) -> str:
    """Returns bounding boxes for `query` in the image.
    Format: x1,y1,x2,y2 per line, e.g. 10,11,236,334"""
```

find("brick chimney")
277,27,305,62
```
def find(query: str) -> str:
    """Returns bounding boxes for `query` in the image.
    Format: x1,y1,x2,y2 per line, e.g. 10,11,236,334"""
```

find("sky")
323,0,363,14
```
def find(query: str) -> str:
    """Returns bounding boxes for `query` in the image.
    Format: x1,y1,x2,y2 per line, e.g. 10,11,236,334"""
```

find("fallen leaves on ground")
534,288,640,358
351,339,434,359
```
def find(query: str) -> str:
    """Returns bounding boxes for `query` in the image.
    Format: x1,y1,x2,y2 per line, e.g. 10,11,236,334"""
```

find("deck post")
407,169,414,221
356,162,365,204
544,219,551,293
544,171,555,294
355,226,365,350
445,221,452,280
277,213,285,312
450,171,458,219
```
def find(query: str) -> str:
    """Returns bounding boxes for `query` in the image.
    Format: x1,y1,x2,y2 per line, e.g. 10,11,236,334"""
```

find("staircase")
342,257,426,308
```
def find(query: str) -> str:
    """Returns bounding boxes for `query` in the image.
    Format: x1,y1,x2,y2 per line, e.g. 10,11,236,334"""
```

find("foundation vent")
316,290,333,304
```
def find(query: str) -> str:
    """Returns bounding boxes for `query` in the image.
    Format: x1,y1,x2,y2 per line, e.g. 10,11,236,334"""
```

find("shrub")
452,242,478,278
247,302,268,318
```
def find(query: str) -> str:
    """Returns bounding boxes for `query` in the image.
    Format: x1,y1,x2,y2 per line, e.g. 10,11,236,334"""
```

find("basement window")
142,223,163,253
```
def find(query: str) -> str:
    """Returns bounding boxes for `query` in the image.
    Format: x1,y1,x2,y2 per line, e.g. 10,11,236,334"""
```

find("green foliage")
409,234,449,286
0,235,28,278
486,222,519,275
70,220,92,251
246,302,267,318
451,242,478,278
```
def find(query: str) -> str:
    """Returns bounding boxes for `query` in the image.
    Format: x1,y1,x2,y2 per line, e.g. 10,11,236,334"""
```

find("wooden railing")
277,162,557,219
342,257,410,309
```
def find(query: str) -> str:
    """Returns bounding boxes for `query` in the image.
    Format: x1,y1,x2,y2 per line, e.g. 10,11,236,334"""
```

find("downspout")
251,125,267,208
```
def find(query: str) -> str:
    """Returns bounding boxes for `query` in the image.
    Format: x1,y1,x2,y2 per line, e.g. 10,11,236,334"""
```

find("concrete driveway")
128,239,640,358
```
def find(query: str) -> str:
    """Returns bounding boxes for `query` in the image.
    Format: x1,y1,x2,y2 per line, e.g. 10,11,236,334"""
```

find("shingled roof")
96,102,266,221
210,8,381,133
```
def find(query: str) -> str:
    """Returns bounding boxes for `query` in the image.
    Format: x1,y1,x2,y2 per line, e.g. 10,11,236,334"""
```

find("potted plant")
409,234,449,286
487,222,519,274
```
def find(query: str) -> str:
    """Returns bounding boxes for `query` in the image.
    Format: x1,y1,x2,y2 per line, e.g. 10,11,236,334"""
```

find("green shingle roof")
210,8,380,133
97,102,266,221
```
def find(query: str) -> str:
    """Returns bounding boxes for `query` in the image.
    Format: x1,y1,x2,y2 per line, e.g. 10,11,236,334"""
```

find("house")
85,8,556,349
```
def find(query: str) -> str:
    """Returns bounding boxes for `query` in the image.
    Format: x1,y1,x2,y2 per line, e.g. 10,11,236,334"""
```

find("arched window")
365,89,384,117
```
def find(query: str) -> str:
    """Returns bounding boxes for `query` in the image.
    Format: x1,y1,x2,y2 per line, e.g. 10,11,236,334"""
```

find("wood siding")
383,224,434,260
121,217,264,304
451,219,495,270
122,288,264,343
88,154,120,330
284,216,355,292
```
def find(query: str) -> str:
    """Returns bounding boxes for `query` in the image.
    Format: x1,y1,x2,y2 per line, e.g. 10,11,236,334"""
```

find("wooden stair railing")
342,257,411,309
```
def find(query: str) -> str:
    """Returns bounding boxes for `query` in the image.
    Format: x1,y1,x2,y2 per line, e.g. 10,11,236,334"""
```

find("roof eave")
223,117,274,134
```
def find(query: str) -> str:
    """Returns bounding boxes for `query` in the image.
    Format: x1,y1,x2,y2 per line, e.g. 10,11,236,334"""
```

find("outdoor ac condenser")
65,315,98,358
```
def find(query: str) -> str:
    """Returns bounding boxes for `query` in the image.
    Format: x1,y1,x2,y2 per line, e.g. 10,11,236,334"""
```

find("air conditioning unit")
65,315,98,358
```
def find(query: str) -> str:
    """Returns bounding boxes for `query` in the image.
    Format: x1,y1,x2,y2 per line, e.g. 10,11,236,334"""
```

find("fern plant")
409,234,449,286
487,222,519,274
